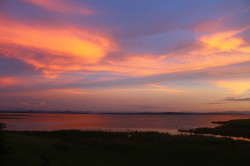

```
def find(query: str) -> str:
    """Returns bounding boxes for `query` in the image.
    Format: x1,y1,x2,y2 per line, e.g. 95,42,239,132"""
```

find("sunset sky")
0,0,250,112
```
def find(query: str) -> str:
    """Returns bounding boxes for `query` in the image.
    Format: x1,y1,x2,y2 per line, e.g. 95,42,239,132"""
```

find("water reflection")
1,113,250,133
180,132,250,142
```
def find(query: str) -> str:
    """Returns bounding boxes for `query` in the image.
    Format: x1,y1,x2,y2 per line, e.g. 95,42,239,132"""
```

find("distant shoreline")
0,110,247,115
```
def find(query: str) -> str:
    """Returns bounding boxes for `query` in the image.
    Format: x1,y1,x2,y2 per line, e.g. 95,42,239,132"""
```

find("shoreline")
1,119,250,165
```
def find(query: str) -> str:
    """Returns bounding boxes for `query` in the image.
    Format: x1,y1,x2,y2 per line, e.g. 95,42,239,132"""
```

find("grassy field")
181,119,250,138
1,129,250,166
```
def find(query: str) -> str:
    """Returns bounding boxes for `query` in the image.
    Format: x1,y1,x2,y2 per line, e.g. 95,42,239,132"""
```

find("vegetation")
0,122,6,130
181,119,250,138
0,129,250,166
0,122,8,163
1,119,250,165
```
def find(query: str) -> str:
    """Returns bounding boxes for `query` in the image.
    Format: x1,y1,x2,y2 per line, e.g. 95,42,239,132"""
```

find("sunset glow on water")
1,113,250,133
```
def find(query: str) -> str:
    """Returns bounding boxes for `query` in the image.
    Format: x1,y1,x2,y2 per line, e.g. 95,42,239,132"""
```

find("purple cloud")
224,97,250,101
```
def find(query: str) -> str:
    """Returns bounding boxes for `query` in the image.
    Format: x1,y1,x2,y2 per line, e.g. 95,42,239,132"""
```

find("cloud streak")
1,60,250,93
224,97,250,101
24,0,93,15
124,104,162,110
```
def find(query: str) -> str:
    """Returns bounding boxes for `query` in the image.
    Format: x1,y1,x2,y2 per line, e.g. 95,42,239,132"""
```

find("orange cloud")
212,80,250,94
144,84,184,93
50,89,91,95
0,20,115,63
0,16,116,77
0,44,87,78
1,15,249,80
104,55,167,76
24,0,93,15
0,77,20,87
199,30,245,51
98,87,184,94
164,27,250,76
96,26,250,77
240,47,250,53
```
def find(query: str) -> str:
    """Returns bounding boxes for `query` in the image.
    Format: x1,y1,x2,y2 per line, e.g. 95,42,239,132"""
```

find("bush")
0,122,6,130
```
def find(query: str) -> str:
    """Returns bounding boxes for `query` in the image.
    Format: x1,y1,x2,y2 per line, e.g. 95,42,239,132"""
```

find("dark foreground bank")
181,118,250,138
1,119,250,166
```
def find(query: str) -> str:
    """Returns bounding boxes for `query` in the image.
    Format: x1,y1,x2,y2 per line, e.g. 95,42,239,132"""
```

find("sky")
0,0,250,113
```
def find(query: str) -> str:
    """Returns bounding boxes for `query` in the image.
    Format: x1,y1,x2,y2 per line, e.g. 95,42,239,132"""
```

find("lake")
1,113,250,134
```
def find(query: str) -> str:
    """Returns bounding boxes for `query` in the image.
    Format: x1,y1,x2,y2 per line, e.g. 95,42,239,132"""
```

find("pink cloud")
24,0,93,15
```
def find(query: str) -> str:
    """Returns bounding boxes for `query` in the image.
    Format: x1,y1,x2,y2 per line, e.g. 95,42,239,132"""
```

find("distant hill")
0,110,249,115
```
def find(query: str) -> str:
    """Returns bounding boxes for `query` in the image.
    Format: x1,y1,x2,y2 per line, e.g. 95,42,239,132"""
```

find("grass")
1,129,250,166
2,118,250,166
181,119,250,138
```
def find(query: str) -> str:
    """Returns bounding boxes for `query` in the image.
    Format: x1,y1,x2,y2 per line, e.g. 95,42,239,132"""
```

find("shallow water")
1,113,250,134
179,132,250,142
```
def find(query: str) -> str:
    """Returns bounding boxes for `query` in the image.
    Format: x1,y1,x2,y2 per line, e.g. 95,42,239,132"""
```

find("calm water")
1,113,250,134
